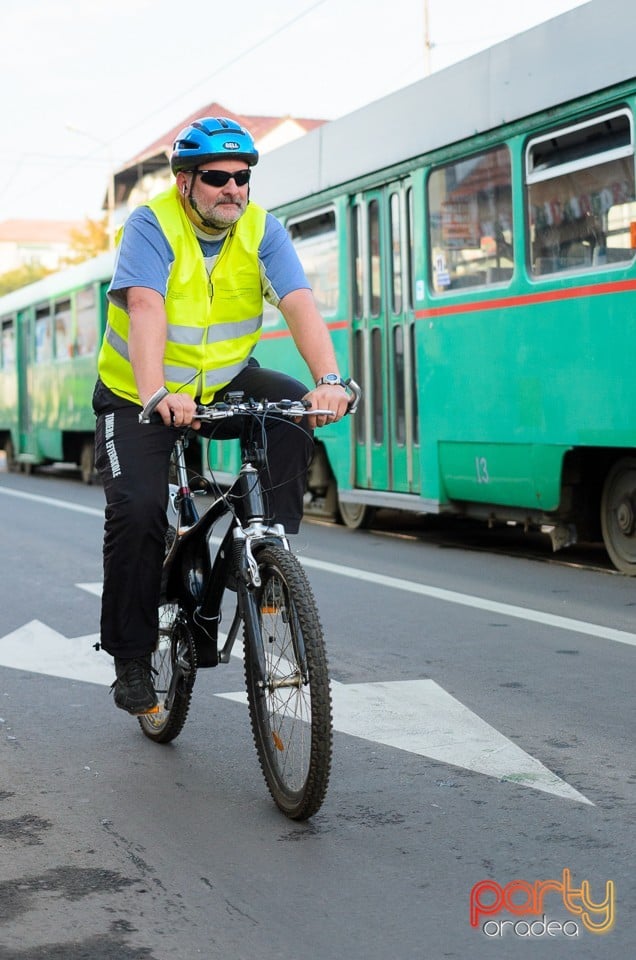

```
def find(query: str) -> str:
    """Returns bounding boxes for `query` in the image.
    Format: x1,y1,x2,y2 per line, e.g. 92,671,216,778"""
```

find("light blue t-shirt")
108,204,310,310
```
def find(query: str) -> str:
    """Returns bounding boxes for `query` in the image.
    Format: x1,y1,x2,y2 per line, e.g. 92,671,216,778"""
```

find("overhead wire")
109,0,329,150
0,0,329,213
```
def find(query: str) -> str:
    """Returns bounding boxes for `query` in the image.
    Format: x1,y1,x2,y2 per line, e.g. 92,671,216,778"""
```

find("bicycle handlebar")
194,397,336,423
139,378,362,424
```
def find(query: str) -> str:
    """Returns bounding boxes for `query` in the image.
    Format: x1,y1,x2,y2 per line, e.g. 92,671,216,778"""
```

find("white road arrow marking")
335,680,593,804
217,680,592,805
0,619,112,686
0,606,593,806
77,583,103,597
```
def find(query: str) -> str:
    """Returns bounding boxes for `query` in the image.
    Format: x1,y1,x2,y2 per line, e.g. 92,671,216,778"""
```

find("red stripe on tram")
415,277,636,319
261,319,348,340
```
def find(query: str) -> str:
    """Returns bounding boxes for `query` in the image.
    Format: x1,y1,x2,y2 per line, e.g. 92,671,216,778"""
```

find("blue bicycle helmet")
170,117,259,173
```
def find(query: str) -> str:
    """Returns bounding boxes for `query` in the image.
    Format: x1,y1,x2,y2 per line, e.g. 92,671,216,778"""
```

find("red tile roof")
0,219,82,243
124,102,326,167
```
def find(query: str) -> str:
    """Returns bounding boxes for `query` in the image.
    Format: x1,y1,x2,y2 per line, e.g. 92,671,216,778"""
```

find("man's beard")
189,194,246,231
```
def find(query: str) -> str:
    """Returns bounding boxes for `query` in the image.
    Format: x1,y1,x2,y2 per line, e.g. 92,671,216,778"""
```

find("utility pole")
424,0,433,76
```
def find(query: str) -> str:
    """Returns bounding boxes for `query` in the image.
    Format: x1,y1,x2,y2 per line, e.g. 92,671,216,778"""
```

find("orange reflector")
138,704,162,715
272,731,285,751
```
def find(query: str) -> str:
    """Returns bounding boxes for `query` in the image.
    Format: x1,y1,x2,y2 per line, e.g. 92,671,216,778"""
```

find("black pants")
93,364,314,659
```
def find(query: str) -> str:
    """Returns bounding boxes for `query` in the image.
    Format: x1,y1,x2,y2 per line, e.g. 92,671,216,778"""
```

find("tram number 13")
475,456,490,484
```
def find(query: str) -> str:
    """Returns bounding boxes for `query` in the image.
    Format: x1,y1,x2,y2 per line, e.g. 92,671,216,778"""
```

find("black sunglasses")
195,168,251,187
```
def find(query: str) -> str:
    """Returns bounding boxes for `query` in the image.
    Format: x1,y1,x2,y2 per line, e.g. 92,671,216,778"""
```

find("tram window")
428,146,514,292
371,327,383,443
35,305,52,364
1,319,15,369
76,286,97,356
393,324,406,445
368,200,381,316
287,209,338,316
390,193,403,314
526,110,636,275
54,299,72,359
351,203,363,319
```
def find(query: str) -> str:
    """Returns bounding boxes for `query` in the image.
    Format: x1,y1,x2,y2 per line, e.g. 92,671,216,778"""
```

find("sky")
0,0,589,224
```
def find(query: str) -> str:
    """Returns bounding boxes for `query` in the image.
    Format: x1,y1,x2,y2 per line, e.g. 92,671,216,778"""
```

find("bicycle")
136,381,361,821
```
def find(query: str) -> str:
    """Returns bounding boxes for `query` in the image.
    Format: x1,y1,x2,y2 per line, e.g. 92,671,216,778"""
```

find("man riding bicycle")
93,116,349,716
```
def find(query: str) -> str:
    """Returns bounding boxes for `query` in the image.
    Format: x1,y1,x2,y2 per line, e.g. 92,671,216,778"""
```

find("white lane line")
2,475,633,648
79,571,636,650
0,486,103,517
298,559,636,648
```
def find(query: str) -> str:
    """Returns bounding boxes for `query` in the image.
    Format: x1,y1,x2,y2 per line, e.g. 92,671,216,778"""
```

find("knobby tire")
138,603,197,743
243,544,333,820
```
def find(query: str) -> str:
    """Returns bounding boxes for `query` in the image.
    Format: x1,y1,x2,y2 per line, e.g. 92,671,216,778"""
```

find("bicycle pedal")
136,703,162,716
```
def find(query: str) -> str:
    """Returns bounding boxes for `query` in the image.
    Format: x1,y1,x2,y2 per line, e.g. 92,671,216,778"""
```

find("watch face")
323,374,339,384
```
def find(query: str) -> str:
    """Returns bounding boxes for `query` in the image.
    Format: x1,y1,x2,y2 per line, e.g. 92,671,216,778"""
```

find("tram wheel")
80,439,96,485
2,436,17,472
600,457,636,575
337,498,375,530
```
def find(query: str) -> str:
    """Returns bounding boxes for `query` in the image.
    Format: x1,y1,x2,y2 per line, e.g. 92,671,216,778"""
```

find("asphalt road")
0,468,634,959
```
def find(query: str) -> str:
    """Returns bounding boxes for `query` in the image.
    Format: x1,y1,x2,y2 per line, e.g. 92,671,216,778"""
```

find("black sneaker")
111,654,158,715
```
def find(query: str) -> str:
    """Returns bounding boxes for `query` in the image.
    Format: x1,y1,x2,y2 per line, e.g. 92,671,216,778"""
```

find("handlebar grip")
344,377,362,414
139,386,170,424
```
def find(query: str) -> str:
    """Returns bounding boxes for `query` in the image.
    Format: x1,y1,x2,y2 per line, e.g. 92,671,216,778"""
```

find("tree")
0,215,110,295
0,263,52,296
62,216,109,265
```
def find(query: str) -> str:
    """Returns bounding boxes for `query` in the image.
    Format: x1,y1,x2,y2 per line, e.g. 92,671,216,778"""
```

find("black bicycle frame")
161,449,282,681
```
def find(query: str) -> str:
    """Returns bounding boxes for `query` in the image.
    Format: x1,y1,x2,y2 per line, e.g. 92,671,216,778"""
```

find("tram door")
17,308,33,455
350,182,419,494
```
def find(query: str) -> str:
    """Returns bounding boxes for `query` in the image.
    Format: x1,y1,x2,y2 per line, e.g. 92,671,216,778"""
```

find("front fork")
218,525,293,690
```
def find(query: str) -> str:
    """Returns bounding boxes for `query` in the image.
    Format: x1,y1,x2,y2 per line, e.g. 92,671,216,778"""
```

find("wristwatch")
315,373,347,388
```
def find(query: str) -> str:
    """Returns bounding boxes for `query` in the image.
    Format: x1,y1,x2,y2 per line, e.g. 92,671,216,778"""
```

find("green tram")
3,0,636,573
231,0,636,575
0,251,114,483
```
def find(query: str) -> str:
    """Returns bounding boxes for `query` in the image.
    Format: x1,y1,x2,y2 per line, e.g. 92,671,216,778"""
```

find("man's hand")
302,384,350,429
155,392,201,430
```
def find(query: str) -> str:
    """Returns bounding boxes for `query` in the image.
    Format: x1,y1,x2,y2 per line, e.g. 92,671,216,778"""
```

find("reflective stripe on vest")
98,186,267,403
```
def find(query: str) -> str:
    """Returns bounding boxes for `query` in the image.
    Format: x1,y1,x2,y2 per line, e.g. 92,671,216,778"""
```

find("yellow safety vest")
98,186,267,404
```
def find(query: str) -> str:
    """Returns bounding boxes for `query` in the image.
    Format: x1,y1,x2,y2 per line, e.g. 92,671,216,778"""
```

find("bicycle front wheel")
138,603,197,743
243,544,332,820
